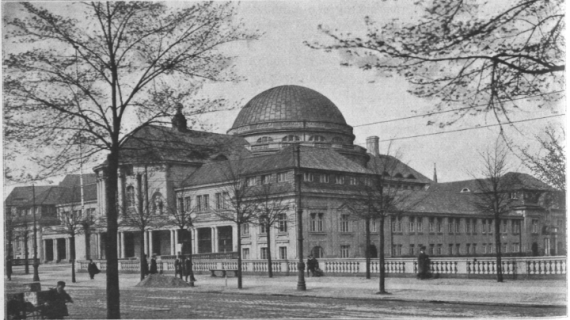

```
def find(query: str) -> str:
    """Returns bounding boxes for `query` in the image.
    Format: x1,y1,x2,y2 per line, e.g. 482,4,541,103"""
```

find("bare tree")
472,141,514,283
4,3,258,317
307,0,564,127
212,159,260,289
167,193,198,285
57,200,84,283
251,183,291,278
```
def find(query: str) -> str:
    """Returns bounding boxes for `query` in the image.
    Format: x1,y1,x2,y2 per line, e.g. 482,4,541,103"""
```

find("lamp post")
188,212,197,287
32,184,40,282
294,144,306,290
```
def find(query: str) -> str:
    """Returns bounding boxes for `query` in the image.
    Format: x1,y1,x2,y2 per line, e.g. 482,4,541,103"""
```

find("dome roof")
230,85,347,130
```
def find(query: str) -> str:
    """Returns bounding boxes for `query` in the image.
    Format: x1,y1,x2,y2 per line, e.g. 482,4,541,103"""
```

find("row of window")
255,135,345,144
241,214,288,235
177,192,231,213
393,242,522,256
392,217,524,235
243,247,288,260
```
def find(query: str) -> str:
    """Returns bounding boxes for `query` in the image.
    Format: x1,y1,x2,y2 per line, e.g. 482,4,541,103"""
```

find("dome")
230,85,347,131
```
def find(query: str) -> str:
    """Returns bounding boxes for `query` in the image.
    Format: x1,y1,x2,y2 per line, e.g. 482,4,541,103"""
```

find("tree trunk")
378,215,387,294
84,226,91,260
267,224,273,278
106,151,121,319
24,231,29,274
237,222,242,289
137,174,145,281
494,215,503,282
188,229,195,286
71,235,76,283
139,230,145,281
365,218,371,279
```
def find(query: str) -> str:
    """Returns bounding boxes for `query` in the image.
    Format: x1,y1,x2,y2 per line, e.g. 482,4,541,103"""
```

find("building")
4,85,566,263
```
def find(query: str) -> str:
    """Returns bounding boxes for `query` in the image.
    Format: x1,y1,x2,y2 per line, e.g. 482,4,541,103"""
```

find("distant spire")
171,103,188,132
433,163,438,183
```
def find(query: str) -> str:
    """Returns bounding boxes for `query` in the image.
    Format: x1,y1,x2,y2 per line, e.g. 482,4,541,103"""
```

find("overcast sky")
3,0,565,197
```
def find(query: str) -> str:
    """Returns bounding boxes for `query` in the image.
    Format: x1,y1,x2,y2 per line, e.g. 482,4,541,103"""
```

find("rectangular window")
448,218,453,233
260,247,268,259
242,248,250,259
513,220,521,234
429,218,435,233
472,219,478,234
340,214,350,232
409,217,416,232
349,177,357,185
502,243,508,253
178,198,184,212
513,243,520,253
472,244,477,254
319,174,329,183
184,197,191,212
466,219,471,234
261,175,271,185
482,219,487,234
364,177,372,186
196,195,202,212
510,192,518,199
260,222,267,234
335,176,345,184
215,193,222,210
279,247,287,260
456,244,461,255
242,223,250,236
455,219,460,233
340,245,350,258
488,219,493,234
449,244,454,255
532,219,539,233
303,173,314,182
278,214,287,232
410,244,415,256
246,177,257,186
223,192,229,209
417,217,423,233
277,172,287,182
392,217,402,232
371,219,377,232
310,213,324,232
437,218,443,233
428,244,434,255
203,194,209,210
436,244,442,256
501,220,507,233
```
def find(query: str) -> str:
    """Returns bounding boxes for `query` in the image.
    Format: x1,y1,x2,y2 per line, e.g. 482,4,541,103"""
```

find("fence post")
456,260,468,275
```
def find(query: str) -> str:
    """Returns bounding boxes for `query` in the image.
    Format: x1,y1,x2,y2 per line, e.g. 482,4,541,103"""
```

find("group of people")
417,246,431,280
306,255,323,277
140,254,159,277
174,255,197,282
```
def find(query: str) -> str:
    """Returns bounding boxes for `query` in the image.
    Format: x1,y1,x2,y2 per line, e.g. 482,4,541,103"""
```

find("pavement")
5,264,568,308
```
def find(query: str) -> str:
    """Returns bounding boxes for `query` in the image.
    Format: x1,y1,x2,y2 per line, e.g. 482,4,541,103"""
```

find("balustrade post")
457,260,468,275
404,260,414,275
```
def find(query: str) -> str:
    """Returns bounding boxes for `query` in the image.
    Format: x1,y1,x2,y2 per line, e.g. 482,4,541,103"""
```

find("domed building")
13,85,564,278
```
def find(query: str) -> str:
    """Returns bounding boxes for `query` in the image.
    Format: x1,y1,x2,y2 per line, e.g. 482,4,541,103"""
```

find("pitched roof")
59,174,97,188
367,155,431,183
4,186,64,207
430,172,553,193
118,125,250,165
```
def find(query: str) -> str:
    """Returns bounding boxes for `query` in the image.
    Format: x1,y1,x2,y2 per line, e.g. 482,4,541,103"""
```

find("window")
257,136,273,143
126,186,135,208
242,223,250,236
364,177,372,186
223,192,229,209
277,172,288,182
455,218,460,233
502,243,508,253
449,244,454,255
409,244,415,256
340,214,350,232
332,137,343,144
278,214,287,232
510,192,518,199
279,247,287,259
428,244,434,255
335,176,345,184
349,177,357,185
437,218,443,233
487,219,493,234
429,218,435,233
196,195,202,211
340,245,350,258
392,217,402,232
456,244,461,255
483,243,488,254
448,218,453,233
501,220,508,233
152,193,164,214
513,220,521,234
371,219,377,232
532,219,539,233
513,243,520,252
246,177,258,186
466,244,471,255
309,135,326,142
392,244,402,256
319,174,329,183
409,217,416,232
472,219,478,235
215,193,222,209
203,195,209,210
184,197,191,212
473,244,477,254
282,135,300,142
178,198,184,212
303,173,314,182
436,244,443,255
261,175,272,185
260,247,268,259
260,222,267,234
466,219,471,234
417,217,423,233
310,213,324,232
311,246,324,258
242,248,250,259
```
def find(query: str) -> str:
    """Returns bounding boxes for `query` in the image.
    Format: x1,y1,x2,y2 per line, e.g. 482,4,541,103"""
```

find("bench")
209,269,239,277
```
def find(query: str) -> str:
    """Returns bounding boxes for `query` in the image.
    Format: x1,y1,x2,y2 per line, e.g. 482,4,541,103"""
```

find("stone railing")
76,256,566,278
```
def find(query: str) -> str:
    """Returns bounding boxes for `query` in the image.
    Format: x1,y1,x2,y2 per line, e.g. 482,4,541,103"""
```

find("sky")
2,0,566,197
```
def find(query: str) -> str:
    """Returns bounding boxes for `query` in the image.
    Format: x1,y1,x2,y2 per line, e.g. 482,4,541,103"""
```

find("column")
148,231,154,256
65,238,70,262
96,234,101,259
174,229,179,255
144,232,149,256
53,239,58,261
42,240,47,262
232,225,238,252
211,227,217,253
170,230,175,255
117,232,122,259
38,229,44,261
191,227,197,254
120,232,126,258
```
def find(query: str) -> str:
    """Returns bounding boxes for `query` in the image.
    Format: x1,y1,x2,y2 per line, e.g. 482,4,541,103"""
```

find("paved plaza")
5,264,567,319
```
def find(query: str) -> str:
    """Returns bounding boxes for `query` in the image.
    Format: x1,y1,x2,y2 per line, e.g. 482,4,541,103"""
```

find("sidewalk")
7,265,567,308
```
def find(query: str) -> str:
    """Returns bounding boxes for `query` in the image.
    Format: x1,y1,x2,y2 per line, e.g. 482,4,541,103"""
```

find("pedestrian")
184,256,197,282
6,255,12,281
44,281,73,319
417,246,429,280
307,255,318,277
174,255,183,279
141,254,149,277
149,255,158,274
87,259,100,280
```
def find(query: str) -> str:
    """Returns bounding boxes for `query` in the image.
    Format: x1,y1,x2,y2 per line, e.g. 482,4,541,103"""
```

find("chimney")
366,136,379,157
433,163,438,183
171,103,188,132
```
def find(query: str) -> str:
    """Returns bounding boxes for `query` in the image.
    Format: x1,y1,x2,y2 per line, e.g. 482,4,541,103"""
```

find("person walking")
87,259,100,280
417,246,429,280
44,281,73,319
174,256,183,279
6,255,12,281
307,255,318,277
149,255,158,275
184,256,197,282
141,254,149,278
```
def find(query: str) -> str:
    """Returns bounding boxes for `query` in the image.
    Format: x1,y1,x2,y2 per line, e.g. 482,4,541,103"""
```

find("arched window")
406,174,416,180
382,171,390,177
308,135,326,142
126,186,135,208
256,136,273,143
282,135,300,142
460,188,471,193
311,246,324,258
151,192,164,215
332,137,343,144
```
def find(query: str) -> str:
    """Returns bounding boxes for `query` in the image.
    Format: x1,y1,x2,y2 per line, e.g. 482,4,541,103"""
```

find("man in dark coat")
417,247,429,280
87,259,100,280
149,255,158,274
174,256,183,279
44,281,73,319
141,254,149,277
6,255,12,281
307,255,318,277
184,256,197,282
